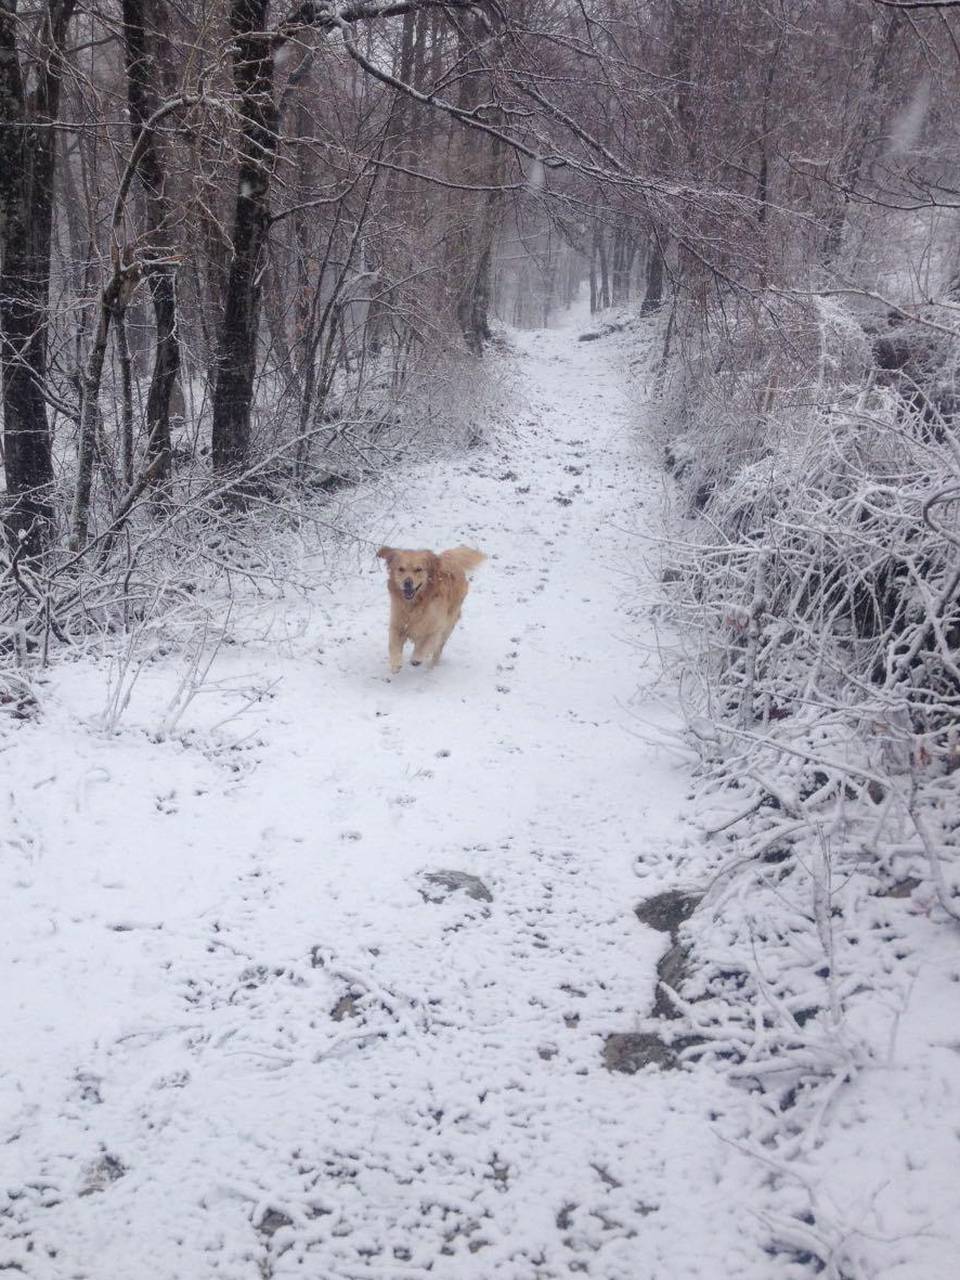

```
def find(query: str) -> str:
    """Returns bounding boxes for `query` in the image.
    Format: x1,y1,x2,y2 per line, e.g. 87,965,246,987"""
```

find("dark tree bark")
210,1,498,474
365,16,419,360
0,0,77,553
640,230,665,314
67,90,195,549
210,0,279,477
122,0,181,481
457,235,494,351
70,260,141,549
596,227,610,309
452,12,501,354
611,218,636,306
116,308,136,489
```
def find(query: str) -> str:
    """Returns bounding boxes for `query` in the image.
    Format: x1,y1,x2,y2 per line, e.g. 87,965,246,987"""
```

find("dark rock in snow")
634,889,702,937
653,942,691,1020
258,1208,294,1237
603,1032,679,1073
634,891,703,1018
418,870,493,904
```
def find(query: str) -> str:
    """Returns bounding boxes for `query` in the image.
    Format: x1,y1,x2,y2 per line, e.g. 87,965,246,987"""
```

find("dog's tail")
440,545,486,575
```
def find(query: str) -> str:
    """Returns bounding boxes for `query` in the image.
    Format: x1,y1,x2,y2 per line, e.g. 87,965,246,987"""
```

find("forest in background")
1,5,958,811
1,0,952,546
2,0,958,825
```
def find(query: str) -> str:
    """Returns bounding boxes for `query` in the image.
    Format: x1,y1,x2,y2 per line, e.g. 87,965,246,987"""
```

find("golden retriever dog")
377,545,486,673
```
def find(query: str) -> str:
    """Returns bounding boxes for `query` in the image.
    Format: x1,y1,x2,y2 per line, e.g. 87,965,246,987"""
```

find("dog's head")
377,546,438,602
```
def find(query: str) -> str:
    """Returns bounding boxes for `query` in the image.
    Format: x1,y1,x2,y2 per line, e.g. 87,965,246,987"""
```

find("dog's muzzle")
402,580,419,600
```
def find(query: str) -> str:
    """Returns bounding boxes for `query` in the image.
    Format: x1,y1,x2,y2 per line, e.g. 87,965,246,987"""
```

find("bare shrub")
647,286,960,1267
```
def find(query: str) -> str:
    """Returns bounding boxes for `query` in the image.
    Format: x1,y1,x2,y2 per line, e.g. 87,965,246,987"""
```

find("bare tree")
0,0,77,553
121,0,182,482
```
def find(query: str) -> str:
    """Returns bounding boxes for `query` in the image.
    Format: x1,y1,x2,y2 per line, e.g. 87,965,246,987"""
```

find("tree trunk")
641,230,665,314
451,11,503,354
597,228,610,310
211,0,278,477
122,0,180,482
456,181,499,353
611,219,636,306
589,231,598,314
70,265,140,550
0,0,77,554
116,308,135,488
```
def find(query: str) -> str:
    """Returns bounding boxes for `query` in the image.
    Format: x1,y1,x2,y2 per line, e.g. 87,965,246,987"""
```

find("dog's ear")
377,546,395,564
425,550,440,578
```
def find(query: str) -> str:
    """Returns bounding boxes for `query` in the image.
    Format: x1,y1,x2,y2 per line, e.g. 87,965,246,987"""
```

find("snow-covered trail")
2,322,763,1277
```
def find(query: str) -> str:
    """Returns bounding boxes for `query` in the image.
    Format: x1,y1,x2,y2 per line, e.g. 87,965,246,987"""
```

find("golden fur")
377,544,486,673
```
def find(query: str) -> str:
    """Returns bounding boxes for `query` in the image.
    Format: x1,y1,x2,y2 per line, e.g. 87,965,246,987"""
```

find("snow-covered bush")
663,294,959,763
649,288,960,1272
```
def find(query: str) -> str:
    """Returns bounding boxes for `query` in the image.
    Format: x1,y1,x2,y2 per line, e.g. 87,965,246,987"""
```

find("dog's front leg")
410,636,434,668
430,611,461,666
388,623,404,673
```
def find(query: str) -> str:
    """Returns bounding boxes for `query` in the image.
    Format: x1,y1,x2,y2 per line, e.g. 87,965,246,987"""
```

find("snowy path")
2,324,764,1277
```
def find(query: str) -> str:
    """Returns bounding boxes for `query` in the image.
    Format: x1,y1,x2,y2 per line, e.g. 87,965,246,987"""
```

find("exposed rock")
634,891,702,1019
418,870,493,904
257,1208,294,1237
652,942,691,1020
634,889,702,937
603,1032,679,1073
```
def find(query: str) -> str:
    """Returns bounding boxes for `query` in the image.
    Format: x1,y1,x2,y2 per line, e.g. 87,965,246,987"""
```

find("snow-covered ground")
2,318,957,1278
